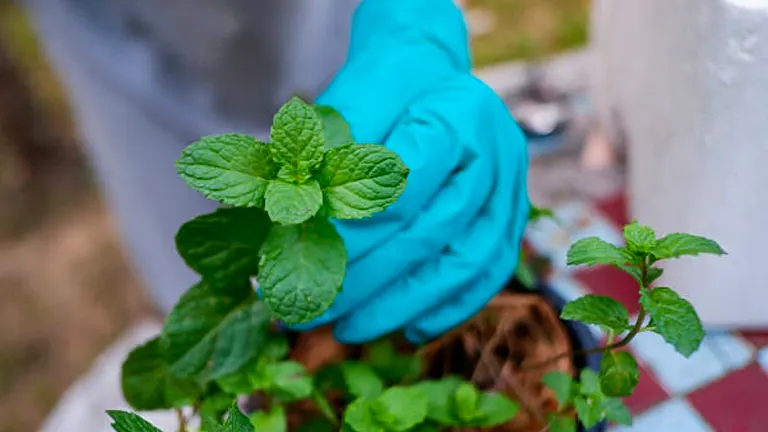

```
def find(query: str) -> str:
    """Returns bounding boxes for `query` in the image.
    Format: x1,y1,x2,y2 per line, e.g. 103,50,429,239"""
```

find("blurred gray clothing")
25,0,360,311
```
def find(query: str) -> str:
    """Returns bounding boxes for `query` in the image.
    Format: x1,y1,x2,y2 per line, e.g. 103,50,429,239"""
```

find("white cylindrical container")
591,0,768,327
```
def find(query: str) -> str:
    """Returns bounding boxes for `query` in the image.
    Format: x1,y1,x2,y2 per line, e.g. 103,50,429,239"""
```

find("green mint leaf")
366,340,422,384
317,143,408,220
529,202,556,223
216,358,263,395
371,387,428,431
639,287,705,357
602,398,632,426
341,361,385,399
314,105,354,150
202,414,226,432
313,390,339,426
647,267,664,284
516,264,536,290
573,396,603,428
542,371,574,407
410,425,441,432
269,97,325,183
548,415,577,432
258,218,346,324
651,233,726,260
296,418,336,432
264,180,323,225
121,337,201,410
260,333,291,361
176,208,271,283
412,377,463,425
161,281,270,380
177,133,277,207
314,364,346,394
200,387,236,420
263,361,314,402
566,237,633,267
224,403,255,432
623,221,657,253
215,331,289,394
343,398,385,432
599,351,640,397
579,368,601,396
470,392,520,427
107,411,163,432
561,295,631,331
453,382,480,422
617,264,664,286
248,405,287,432
618,264,643,285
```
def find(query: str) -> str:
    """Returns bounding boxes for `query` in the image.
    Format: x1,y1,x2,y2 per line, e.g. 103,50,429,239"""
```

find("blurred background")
0,1,154,431
0,2,589,430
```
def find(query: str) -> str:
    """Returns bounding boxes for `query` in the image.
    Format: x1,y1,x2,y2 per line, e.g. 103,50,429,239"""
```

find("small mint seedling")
545,219,725,428
542,369,631,431
111,96,726,432
176,97,408,325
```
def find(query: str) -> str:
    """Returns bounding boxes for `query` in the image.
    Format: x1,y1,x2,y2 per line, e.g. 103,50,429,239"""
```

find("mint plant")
538,220,726,430
108,97,726,432
175,97,409,325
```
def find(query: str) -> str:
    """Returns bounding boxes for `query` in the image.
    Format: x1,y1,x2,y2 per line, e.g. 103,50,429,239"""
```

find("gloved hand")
292,0,530,344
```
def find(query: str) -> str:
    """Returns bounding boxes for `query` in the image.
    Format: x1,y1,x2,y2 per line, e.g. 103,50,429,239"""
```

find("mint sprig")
175,97,408,324
112,96,726,432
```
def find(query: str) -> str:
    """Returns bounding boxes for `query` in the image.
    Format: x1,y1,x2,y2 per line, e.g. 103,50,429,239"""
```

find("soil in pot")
252,281,580,431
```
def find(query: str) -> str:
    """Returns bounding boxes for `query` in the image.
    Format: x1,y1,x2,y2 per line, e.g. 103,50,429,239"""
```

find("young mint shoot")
107,410,163,432
542,369,631,431
111,96,726,432
176,96,408,325
553,219,725,426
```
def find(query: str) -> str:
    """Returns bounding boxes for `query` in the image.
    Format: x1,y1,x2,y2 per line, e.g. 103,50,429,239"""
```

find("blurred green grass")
0,1,70,123
469,0,590,66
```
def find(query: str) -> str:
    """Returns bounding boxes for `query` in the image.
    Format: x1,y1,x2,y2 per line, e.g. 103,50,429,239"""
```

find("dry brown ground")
0,4,154,432
0,201,154,432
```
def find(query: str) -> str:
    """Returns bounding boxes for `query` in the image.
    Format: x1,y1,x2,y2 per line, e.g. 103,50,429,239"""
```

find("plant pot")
535,282,606,432
414,278,606,432
282,277,607,432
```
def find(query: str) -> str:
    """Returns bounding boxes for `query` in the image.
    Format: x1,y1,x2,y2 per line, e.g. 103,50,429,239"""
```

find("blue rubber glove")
293,0,530,344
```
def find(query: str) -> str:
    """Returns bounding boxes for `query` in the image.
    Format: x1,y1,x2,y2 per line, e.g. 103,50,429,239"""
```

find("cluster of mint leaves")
109,98,521,432
107,96,726,432
175,97,409,325
537,220,726,430
112,338,519,432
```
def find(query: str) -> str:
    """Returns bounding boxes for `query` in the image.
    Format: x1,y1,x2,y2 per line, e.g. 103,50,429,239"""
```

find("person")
25,0,530,344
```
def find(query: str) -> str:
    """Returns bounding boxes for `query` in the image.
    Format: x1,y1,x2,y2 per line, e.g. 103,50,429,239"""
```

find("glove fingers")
337,75,513,262
333,188,502,344
316,0,470,145
403,232,519,344
294,146,488,332
332,78,530,343
405,129,530,344
289,85,482,332
338,79,531,343
332,113,464,261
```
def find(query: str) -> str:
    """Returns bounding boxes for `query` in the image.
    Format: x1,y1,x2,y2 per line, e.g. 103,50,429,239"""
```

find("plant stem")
520,258,651,372
175,408,187,432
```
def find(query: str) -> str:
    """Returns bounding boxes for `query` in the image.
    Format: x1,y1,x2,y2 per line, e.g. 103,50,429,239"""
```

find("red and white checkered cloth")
524,193,768,432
